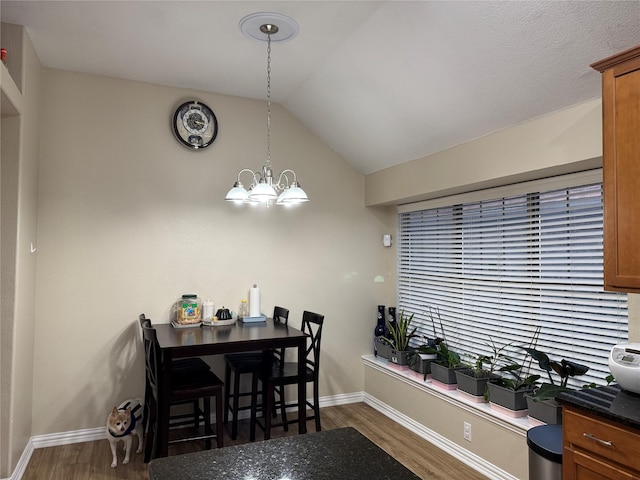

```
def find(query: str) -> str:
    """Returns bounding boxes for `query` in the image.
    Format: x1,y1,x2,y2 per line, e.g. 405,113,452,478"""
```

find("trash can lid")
527,424,563,464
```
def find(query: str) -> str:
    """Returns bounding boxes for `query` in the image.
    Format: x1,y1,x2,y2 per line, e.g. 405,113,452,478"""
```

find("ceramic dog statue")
106,398,143,468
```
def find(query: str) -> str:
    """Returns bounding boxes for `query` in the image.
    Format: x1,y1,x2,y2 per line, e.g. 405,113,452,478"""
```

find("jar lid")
181,294,197,298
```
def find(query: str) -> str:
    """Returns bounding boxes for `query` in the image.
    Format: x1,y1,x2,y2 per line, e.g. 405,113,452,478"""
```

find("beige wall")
365,99,603,207
366,366,528,479
32,68,394,436
0,24,41,477
363,98,640,479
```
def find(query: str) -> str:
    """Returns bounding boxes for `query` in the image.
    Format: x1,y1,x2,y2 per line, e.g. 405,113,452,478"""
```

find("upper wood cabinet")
591,46,640,293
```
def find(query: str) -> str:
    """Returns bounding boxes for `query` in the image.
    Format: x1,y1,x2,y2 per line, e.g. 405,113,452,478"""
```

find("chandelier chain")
266,29,272,167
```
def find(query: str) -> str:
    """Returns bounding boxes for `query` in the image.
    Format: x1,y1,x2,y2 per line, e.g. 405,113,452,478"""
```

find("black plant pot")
430,363,460,385
374,337,392,360
455,368,492,398
409,354,437,374
389,348,412,366
487,382,535,411
525,394,562,424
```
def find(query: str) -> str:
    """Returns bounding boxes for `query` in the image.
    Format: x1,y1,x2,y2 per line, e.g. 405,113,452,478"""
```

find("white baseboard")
5,392,511,480
363,393,520,480
32,426,107,449
2,440,33,480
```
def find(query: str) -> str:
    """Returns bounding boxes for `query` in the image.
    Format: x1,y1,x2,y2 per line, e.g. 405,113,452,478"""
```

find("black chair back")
141,320,161,398
271,306,290,366
273,306,289,325
301,311,324,379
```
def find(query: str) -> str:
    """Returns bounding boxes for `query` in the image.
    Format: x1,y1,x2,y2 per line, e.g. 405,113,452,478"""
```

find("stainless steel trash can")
527,424,562,480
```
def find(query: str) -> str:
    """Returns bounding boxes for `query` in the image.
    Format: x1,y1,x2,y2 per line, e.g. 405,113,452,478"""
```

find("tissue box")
240,314,267,323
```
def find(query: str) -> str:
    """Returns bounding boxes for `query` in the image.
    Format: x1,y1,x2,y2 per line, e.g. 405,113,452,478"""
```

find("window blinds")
398,175,628,388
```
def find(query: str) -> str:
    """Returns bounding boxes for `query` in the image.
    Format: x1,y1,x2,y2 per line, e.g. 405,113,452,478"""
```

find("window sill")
362,354,534,436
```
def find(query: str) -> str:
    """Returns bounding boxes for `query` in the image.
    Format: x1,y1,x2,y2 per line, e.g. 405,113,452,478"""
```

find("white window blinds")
398,173,628,387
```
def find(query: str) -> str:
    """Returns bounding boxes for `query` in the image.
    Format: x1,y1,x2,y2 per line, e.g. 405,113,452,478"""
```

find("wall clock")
172,101,218,149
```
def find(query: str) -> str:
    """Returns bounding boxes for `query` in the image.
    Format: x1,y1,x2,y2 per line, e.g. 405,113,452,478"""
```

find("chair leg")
264,379,273,441
231,369,242,440
144,396,157,463
215,388,224,448
224,362,231,424
279,386,288,431
143,383,151,436
249,372,260,442
314,381,321,432
193,400,200,428
204,397,212,450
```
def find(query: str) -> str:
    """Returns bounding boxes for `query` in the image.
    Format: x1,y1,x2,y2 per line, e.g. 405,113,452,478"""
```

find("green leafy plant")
524,347,590,401
464,337,520,379
415,337,461,368
492,366,541,392
380,310,417,351
490,327,542,392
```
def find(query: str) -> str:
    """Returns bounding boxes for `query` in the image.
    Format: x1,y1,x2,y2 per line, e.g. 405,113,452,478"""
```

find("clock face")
173,101,218,149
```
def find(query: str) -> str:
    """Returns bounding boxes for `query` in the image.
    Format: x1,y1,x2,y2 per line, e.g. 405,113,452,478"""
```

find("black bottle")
388,307,397,333
373,305,387,355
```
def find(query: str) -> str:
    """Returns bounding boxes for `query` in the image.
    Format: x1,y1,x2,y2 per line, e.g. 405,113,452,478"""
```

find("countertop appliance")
609,343,640,394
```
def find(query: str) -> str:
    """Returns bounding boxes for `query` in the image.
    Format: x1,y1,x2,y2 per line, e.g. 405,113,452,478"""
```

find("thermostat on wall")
383,234,392,247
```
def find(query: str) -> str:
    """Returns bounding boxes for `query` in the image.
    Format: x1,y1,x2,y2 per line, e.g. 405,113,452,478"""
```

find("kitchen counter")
148,427,420,479
557,384,640,430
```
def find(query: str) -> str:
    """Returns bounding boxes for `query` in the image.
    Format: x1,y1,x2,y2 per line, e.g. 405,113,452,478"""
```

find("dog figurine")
106,398,143,468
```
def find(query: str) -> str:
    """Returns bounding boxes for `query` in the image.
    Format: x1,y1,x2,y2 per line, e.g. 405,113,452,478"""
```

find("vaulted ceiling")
2,1,639,174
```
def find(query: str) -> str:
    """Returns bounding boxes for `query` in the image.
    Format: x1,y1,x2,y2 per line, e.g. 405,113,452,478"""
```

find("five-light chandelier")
225,13,309,206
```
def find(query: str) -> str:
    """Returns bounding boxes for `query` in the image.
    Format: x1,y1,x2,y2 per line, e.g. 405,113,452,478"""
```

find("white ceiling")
2,1,639,174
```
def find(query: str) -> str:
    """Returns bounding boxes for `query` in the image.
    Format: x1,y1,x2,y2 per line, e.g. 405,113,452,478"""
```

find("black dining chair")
223,306,289,440
250,310,324,440
138,314,211,438
140,319,224,461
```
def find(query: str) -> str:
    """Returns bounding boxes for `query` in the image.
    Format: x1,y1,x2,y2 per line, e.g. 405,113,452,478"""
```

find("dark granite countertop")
148,427,420,479
557,384,640,430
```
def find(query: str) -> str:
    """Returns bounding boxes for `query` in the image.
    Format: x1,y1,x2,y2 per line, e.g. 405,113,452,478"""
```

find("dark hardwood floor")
22,403,489,479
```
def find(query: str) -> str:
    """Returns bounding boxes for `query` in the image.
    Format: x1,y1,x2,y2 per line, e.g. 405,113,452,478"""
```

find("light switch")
383,234,392,247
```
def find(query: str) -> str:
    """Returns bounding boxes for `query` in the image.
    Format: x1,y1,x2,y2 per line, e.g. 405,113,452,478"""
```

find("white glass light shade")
277,185,309,205
225,183,249,203
248,182,278,202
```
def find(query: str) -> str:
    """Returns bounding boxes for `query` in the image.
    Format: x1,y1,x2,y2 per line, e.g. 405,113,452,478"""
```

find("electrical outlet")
463,422,472,442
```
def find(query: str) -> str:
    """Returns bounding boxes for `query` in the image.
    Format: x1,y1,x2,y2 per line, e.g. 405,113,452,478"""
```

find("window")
397,171,628,388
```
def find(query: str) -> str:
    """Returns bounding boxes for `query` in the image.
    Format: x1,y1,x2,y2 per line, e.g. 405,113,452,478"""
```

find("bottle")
202,300,215,324
374,305,387,336
388,307,397,333
373,305,387,356
176,294,202,325
239,299,249,319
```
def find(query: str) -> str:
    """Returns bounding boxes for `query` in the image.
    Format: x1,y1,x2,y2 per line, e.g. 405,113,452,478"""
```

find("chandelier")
226,13,309,206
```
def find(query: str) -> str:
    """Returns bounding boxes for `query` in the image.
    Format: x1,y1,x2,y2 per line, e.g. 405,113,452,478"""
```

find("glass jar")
176,294,202,325
239,299,249,319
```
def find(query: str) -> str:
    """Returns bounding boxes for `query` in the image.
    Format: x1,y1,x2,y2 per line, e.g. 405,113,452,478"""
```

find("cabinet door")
594,47,640,292
564,447,640,480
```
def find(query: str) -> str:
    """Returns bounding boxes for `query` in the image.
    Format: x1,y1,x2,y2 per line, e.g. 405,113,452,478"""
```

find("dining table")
153,318,309,456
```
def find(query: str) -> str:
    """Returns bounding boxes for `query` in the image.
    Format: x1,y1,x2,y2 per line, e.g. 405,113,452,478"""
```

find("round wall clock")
172,101,218,149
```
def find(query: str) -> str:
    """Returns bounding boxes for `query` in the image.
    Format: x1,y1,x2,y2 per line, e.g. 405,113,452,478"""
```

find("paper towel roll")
249,284,261,317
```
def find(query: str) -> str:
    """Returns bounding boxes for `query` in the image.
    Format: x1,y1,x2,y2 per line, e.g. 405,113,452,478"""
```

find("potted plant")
408,339,438,378
456,338,519,401
378,310,418,367
523,347,590,424
417,338,462,388
484,327,543,415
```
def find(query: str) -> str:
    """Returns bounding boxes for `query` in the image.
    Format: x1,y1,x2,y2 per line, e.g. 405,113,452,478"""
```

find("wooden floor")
22,403,489,480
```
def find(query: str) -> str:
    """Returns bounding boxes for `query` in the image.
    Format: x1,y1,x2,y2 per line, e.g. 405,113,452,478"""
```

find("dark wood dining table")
153,319,309,456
